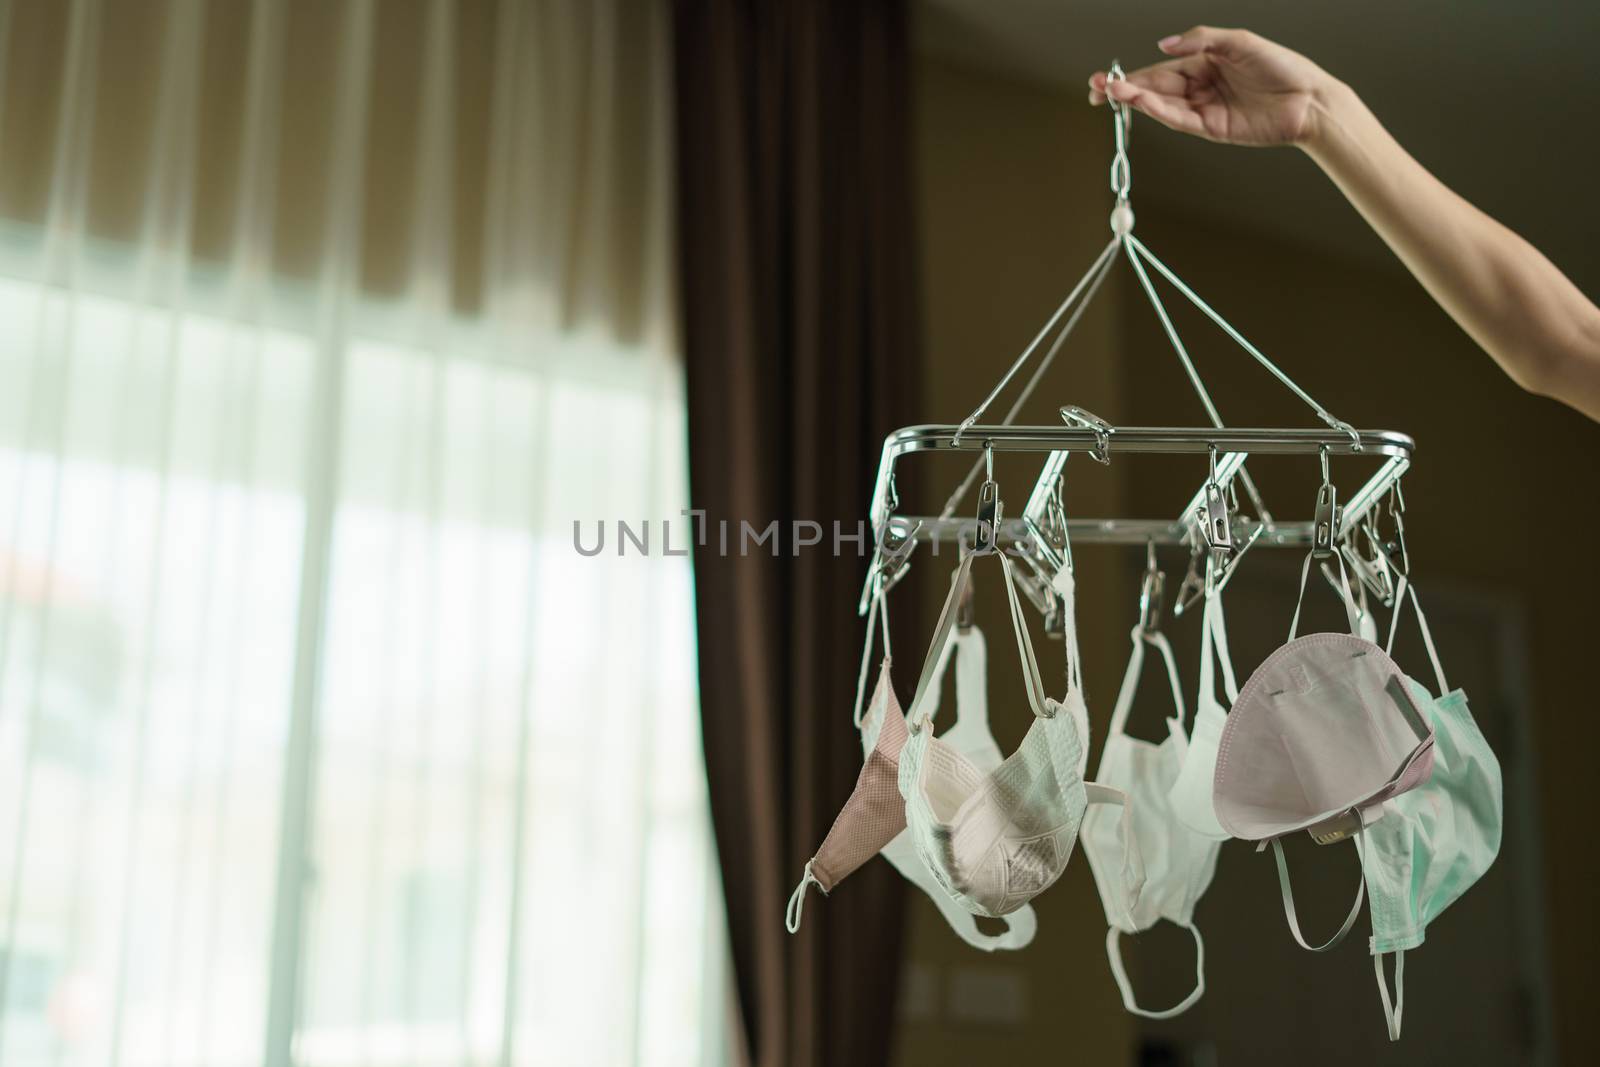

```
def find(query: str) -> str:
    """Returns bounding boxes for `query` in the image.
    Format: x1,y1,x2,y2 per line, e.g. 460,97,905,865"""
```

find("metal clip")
1010,551,1062,636
973,442,1001,556
1197,447,1232,560
877,519,920,594
1386,481,1410,575
1060,406,1114,464
1138,543,1164,634
1172,538,1207,618
1209,519,1266,599
1340,520,1395,607
1308,810,1363,846
1047,474,1073,571
1312,448,1339,559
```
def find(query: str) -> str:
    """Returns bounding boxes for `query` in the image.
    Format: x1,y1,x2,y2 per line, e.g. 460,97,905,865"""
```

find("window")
0,255,726,1067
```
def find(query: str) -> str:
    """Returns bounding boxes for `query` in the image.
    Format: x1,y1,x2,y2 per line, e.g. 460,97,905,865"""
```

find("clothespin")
1060,406,1114,465
1312,447,1341,560
1197,445,1233,562
1172,537,1206,617
973,442,1001,556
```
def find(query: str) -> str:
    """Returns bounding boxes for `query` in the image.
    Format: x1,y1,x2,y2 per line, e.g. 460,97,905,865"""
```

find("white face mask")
898,554,1117,918
1082,624,1219,1018
864,621,1037,951
1225,553,1437,957
1166,590,1238,839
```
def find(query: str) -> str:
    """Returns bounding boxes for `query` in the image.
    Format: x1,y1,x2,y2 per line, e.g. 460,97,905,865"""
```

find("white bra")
897,551,1128,918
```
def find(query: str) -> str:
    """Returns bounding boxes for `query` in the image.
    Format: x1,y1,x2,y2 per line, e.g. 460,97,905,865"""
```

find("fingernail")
1158,34,1181,48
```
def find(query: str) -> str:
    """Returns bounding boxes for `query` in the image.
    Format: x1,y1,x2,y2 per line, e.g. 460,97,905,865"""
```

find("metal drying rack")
859,61,1415,635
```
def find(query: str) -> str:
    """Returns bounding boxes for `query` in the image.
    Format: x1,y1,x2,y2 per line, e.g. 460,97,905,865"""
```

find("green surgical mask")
1361,577,1504,1041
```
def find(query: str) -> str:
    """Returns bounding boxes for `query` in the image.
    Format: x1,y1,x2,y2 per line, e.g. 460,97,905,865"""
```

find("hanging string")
939,241,1120,519
1127,235,1361,449
1121,235,1273,520
950,235,1120,445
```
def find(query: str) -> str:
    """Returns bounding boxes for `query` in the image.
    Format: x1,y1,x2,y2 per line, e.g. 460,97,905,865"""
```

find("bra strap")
1265,833,1365,952
1106,922,1206,1020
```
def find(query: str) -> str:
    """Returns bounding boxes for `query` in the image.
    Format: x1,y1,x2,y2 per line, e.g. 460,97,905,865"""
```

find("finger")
1105,81,1209,139
1087,71,1107,105
1157,25,1249,60
1119,55,1214,97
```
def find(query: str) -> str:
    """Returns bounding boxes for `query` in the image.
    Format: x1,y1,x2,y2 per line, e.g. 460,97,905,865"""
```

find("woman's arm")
1089,26,1600,422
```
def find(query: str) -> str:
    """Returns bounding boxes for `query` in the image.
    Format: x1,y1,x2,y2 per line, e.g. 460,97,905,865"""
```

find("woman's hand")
1086,26,1600,422
1087,27,1339,149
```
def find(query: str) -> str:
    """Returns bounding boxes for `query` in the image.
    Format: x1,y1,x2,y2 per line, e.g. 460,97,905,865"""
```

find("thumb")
1158,25,1245,60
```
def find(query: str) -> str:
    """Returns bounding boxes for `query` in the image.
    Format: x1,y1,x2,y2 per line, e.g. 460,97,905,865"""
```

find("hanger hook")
1106,60,1132,205
984,439,995,482
1320,444,1331,487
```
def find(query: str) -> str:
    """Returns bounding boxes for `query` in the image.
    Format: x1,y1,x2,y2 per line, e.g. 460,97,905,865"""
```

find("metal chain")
1107,61,1131,202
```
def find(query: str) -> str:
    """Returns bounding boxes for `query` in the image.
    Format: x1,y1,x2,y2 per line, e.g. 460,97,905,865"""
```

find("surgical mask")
1167,590,1238,839
1082,623,1219,1018
872,619,1038,951
1361,576,1503,1039
1217,552,1436,953
899,553,1120,918
785,592,907,933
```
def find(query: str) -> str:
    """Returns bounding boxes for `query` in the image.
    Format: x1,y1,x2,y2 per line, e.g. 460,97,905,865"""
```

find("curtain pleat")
671,2,922,1065
0,3,720,1067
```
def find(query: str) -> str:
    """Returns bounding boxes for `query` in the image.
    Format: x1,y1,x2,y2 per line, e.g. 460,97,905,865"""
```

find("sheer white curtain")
0,2,724,1066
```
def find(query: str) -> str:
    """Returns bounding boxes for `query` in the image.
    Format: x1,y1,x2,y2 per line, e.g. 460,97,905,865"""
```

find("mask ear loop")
1351,832,1407,1040
1384,573,1451,698
1373,947,1406,1041
1147,629,1188,730
1287,547,1361,641
851,579,894,727
1106,923,1207,1020
1263,822,1366,952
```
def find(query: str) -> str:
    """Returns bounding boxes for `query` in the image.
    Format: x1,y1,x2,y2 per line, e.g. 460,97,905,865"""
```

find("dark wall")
1116,203,1594,1063
902,48,1594,1066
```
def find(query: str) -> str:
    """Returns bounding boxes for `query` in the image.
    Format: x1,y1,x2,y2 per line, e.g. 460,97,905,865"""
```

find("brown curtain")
671,1,920,1064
